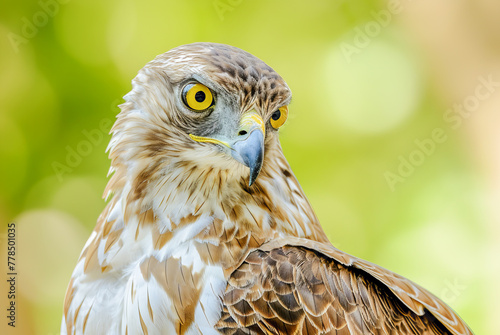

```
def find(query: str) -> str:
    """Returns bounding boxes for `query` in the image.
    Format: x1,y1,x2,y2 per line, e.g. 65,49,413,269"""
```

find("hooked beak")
232,128,264,186
189,110,265,186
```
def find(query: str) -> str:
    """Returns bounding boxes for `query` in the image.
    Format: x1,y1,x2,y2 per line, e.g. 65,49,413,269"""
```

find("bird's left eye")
270,106,288,129
182,83,214,111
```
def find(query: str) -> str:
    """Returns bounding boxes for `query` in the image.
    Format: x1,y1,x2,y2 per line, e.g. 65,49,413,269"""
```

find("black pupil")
271,110,281,121
195,91,206,102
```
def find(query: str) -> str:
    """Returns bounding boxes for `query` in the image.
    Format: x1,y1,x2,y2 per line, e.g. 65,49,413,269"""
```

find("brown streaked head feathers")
105,43,292,202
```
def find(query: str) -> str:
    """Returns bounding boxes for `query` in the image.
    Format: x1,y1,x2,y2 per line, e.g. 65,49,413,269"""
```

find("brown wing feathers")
216,246,453,335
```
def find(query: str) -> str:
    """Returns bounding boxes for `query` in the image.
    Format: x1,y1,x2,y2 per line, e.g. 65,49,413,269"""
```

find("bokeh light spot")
50,176,107,228
16,209,88,306
325,33,422,134
54,1,113,66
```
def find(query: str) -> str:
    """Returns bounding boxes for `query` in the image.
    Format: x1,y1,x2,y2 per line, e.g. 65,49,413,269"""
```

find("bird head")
109,43,292,194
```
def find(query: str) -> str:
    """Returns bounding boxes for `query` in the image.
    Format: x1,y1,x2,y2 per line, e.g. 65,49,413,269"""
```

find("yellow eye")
270,106,288,129
182,83,214,111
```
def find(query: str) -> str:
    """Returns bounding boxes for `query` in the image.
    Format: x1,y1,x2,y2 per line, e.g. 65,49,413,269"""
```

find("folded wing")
216,238,473,335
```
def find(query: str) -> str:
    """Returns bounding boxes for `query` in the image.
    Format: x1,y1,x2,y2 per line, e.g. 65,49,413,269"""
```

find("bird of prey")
62,43,473,335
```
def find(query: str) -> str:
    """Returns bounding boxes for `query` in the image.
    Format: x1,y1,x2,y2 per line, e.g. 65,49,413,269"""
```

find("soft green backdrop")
1,0,498,334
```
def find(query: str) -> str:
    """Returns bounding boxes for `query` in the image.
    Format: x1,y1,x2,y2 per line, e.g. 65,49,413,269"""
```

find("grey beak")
231,129,264,186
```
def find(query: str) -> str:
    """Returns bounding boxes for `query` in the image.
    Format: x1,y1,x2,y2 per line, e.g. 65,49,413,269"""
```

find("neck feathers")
97,125,328,274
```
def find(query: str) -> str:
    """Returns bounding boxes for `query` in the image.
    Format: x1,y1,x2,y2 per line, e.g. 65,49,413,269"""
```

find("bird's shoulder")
216,237,472,335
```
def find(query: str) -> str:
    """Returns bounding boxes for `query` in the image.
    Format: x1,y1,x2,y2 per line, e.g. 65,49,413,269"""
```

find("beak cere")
189,110,266,186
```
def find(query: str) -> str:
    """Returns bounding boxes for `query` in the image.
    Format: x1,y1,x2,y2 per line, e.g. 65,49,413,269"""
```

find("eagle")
62,43,473,335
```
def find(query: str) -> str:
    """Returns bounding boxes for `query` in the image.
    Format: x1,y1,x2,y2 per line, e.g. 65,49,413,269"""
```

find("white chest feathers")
63,212,227,335
123,240,227,335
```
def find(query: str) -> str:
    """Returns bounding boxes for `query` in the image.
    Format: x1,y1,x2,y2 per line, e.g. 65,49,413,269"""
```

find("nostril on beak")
238,130,247,136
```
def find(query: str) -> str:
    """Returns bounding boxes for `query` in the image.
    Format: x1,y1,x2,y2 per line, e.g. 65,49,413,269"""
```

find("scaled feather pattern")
62,43,473,335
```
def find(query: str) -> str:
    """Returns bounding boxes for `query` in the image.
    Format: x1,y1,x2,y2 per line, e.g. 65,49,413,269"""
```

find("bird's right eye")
182,83,214,111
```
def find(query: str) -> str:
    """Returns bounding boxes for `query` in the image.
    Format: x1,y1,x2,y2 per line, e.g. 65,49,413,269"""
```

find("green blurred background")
1,0,500,333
